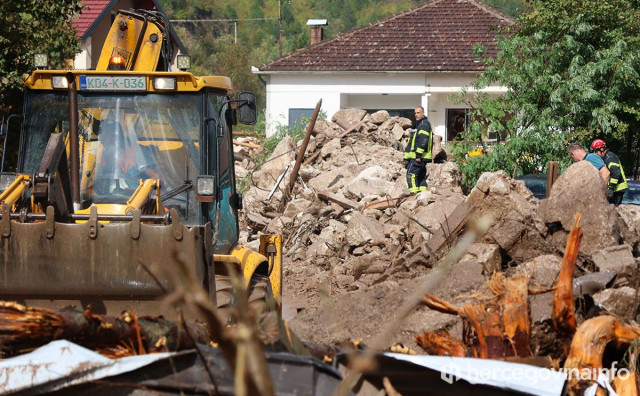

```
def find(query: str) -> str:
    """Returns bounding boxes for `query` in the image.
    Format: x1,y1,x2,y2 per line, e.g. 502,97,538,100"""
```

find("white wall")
259,71,505,141
74,37,92,70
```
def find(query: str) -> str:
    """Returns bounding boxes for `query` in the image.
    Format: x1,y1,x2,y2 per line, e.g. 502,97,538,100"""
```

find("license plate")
79,75,146,91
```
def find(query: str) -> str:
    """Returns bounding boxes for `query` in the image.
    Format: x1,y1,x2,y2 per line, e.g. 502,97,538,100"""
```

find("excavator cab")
0,9,280,320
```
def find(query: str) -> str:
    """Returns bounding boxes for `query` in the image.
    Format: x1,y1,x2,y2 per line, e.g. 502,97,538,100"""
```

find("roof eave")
253,69,484,75
81,0,119,41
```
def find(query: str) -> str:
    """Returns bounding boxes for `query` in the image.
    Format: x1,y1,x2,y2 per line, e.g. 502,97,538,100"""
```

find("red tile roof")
72,0,113,38
258,0,514,73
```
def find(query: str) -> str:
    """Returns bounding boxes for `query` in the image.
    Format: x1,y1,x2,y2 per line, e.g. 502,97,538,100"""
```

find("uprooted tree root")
420,271,532,359
418,213,640,393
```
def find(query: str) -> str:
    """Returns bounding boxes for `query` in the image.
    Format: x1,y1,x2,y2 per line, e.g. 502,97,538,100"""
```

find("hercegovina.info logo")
439,361,631,384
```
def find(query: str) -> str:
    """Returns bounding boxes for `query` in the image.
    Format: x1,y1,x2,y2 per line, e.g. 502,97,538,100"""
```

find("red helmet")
590,139,606,150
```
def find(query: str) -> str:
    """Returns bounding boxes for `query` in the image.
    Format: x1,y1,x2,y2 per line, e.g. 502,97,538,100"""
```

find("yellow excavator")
0,9,281,319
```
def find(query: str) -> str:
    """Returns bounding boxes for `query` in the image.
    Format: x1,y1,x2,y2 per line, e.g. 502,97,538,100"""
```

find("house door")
446,109,470,141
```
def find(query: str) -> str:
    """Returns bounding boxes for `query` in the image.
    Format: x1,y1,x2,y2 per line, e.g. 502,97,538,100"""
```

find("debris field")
235,107,640,394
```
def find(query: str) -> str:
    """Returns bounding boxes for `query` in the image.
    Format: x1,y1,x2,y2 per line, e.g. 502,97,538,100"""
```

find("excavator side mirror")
237,92,257,125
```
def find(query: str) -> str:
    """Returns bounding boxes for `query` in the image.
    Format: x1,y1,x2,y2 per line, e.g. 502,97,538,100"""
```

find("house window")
289,108,314,127
446,109,470,141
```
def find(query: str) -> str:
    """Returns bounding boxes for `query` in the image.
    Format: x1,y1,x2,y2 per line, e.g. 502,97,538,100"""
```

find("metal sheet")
0,340,175,395
383,353,567,396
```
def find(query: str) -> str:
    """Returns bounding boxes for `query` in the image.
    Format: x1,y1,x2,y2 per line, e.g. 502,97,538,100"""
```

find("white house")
253,0,513,141
72,0,186,70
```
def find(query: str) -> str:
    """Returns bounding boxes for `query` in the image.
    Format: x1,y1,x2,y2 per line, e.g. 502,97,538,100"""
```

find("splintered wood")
0,301,209,357
417,212,640,394
552,213,582,338
420,272,531,359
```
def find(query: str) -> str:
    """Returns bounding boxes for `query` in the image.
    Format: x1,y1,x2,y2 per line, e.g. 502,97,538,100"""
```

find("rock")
464,243,502,274
264,216,293,234
331,109,367,129
391,123,406,141
252,136,295,189
369,110,390,124
539,161,621,255
593,287,638,320
592,244,637,277
307,164,361,192
387,177,410,198
345,212,386,247
364,122,378,131
320,138,341,159
519,254,562,323
432,135,447,162
523,254,563,287
465,171,548,263
283,198,312,219
432,256,486,299
344,166,396,200
314,120,343,136
427,161,462,191
617,204,640,252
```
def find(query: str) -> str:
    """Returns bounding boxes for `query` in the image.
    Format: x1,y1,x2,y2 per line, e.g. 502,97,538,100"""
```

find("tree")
451,0,640,188
0,0,83,113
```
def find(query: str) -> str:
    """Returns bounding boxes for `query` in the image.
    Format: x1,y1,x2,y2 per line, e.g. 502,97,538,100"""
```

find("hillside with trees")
158,0,527,113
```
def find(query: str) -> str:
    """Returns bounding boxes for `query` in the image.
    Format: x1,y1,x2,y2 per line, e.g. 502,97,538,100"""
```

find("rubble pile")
232,135,262,180
236,107,640,364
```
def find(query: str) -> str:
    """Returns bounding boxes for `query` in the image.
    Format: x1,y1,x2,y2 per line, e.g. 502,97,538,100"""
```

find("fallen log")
0,301,210,357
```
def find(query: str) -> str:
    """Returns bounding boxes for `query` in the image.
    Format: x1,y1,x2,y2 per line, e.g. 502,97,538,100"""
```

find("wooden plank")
363,194,412,211
426,202,474,255
317,190,360,210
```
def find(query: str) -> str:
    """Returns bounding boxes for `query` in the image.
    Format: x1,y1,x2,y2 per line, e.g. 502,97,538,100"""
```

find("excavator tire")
215,275,234,323
215,274,275,323
247,274,276,316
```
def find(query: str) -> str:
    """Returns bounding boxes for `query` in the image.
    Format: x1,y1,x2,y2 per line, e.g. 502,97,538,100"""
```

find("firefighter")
403,106,433,194
590,139,628,206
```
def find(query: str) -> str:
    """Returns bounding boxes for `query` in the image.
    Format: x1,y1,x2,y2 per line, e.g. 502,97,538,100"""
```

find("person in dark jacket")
403,106,433,194
591,139,628,206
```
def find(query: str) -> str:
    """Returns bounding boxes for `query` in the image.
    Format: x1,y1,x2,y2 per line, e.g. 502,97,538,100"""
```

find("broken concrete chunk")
592,244,636,277
346,212,386,247
320,138,341,159
331,108,367,129
464,243,502,275
592,287,638,320
253,136,296,189
283,198,312,219
391,123,405,141
307,164,361,192
369,110,390,124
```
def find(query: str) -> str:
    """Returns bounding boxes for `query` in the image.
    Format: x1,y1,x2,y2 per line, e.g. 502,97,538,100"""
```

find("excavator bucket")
0,206,212,316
